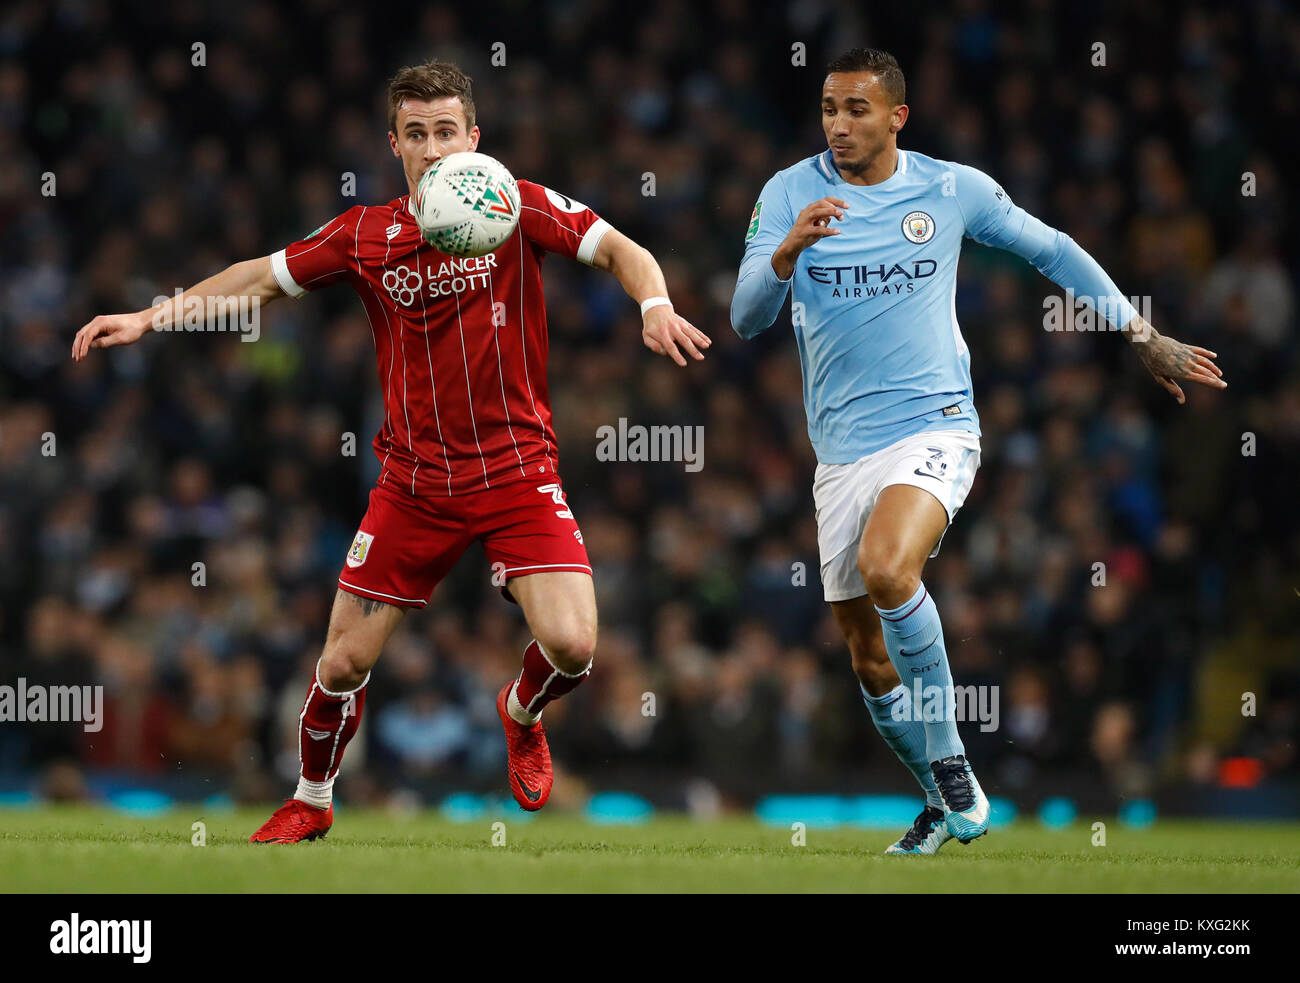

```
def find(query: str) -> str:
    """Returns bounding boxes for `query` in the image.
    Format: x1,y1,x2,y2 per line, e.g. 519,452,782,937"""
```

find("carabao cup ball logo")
902,210,936,243
382,265,422,306
415,153,521,257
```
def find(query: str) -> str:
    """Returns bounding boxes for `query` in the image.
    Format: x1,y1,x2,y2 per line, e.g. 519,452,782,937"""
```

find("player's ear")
891,104,909,133
468,125,480,152
388,131,401,158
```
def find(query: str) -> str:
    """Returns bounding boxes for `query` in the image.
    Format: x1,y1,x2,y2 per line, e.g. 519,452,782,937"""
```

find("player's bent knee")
318,642,377,692
538,628,596,676
857,549,919,607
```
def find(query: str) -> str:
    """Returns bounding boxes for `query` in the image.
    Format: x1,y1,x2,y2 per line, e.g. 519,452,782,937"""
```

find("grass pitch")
1,805,1297,893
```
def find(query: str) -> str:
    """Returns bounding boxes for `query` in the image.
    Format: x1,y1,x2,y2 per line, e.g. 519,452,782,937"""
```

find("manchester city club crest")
901,210,936,243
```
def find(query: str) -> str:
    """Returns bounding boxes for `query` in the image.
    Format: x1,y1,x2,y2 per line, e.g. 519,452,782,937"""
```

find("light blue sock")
861,682,944,809
875,582,965,764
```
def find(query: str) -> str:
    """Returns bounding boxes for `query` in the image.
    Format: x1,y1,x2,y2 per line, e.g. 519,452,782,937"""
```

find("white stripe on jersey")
413,236,455,495
379,206,413,488
356,207,402,484
486,266,526,477
452,287,491,488
372,206,415,489
391,208,420,494
516,231,556,474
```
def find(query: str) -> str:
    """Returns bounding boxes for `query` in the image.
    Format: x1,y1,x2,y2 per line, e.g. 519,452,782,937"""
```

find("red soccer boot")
249,799,334,844
496,681,553,811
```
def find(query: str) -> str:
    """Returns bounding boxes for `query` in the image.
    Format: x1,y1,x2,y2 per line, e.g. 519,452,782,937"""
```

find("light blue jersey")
731,148,1138,463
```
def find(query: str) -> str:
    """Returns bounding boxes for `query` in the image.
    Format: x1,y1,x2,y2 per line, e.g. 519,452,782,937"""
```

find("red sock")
513,639,590,717
299,668,369,782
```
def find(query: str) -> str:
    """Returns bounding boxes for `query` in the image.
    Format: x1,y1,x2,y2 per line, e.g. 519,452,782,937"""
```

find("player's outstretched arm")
1120,314,1225,404
589,227,711,367
953,163,1226,405
71,255,284,361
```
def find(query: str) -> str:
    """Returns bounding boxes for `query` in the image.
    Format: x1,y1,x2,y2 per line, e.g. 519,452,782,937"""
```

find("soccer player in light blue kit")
731,48,1225,854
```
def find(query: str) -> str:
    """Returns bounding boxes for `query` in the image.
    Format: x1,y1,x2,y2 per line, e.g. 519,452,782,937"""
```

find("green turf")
1,806,1297,892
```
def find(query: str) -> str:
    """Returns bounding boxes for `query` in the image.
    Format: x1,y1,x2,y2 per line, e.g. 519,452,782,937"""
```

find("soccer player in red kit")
71,61,711,842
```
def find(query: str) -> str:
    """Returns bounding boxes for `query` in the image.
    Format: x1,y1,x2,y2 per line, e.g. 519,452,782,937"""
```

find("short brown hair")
387,60,475,133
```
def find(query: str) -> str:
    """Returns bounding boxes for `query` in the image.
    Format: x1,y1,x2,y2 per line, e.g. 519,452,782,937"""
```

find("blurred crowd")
1,0,1296,813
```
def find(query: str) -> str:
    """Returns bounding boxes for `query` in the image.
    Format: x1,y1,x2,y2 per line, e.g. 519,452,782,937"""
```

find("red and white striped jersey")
271,181,610,496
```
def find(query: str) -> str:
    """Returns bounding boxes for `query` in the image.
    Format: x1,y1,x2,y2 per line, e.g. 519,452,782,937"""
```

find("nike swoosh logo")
512,770,541,802
957,793,989,824
899,640,937,657
306,728,331,741
912,468,942,481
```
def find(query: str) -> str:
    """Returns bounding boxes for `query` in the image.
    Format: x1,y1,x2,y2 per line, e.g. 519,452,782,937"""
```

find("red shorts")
336,476,591,608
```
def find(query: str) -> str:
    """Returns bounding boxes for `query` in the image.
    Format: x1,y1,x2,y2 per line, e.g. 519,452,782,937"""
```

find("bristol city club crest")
901,210,936,243
346,530,374,568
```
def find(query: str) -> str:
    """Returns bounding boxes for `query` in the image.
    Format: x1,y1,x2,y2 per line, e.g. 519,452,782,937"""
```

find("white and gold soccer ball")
414,152,521,257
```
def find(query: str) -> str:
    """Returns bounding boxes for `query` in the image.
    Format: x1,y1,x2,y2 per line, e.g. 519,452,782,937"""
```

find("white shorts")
814,430,981,602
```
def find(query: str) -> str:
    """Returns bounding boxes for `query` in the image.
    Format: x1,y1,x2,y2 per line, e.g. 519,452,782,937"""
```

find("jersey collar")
818,148,907,187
